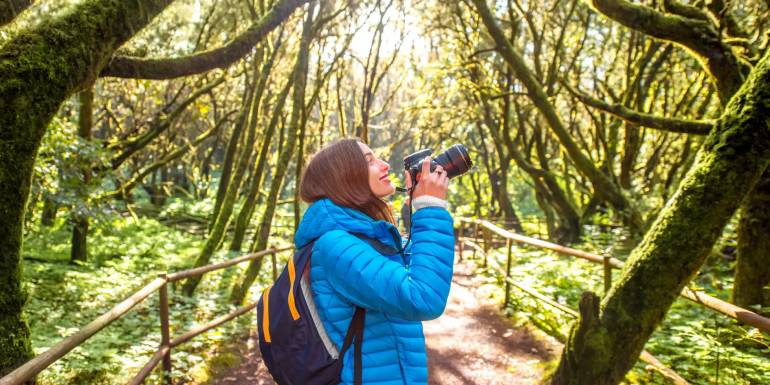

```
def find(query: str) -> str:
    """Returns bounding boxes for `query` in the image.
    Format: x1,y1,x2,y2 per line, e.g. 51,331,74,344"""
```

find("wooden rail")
457,217,770,335
0,246,292,385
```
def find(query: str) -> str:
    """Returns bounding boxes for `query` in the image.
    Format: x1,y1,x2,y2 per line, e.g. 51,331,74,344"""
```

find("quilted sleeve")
314,208,455,321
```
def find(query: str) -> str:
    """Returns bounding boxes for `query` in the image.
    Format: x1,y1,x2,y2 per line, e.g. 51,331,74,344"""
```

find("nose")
380,161,390,172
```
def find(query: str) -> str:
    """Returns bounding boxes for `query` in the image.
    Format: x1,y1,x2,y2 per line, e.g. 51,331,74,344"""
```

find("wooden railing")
457,217,770,334
0,246,293,385
456,217,770,384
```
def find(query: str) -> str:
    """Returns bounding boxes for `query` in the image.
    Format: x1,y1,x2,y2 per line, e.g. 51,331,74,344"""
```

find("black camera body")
403,144,472,185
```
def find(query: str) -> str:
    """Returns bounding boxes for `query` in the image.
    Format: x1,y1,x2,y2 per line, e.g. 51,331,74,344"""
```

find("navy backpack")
257,234,401,385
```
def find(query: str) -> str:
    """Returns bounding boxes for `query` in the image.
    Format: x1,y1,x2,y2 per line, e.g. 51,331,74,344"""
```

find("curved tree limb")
661,0,709,21
585,0,748,104
563,81,715,135
100,0,311,79
0,0,34,27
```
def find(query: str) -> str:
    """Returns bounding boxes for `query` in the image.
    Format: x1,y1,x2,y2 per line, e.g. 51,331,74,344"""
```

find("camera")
403,144,472,185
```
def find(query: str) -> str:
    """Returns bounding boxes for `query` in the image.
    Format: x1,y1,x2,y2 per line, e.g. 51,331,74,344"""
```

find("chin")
377,187,395,198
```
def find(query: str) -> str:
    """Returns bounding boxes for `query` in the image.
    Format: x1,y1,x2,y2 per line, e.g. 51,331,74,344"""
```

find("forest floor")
210,259,557,384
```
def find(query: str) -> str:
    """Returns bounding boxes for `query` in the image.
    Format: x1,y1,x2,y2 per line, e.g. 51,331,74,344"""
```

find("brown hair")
300,138,396,225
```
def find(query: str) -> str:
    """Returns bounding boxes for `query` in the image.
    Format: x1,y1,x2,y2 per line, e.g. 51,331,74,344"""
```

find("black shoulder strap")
352,232,401,256
339,306,365,385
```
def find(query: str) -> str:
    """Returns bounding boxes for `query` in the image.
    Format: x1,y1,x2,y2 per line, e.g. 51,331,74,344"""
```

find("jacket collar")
294,198,402,249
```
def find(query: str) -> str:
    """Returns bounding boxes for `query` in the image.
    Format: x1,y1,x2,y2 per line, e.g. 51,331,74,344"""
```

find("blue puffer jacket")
294,198,455,385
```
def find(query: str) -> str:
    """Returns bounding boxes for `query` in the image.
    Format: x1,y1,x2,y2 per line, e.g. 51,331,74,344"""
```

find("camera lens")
433,144,472,178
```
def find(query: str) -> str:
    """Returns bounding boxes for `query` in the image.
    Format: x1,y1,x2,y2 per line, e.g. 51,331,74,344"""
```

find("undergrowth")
22,199,295,384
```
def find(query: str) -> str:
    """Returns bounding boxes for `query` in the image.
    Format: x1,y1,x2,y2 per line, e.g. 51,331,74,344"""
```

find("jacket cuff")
412,195,448,210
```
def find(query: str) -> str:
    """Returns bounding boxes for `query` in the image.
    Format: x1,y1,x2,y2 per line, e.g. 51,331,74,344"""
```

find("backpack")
257,233,401,385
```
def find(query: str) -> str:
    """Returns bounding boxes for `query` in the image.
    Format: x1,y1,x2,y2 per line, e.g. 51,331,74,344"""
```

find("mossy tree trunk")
210,84,252,233
40,196,58,227
71,88,94,264
229,1,315,305
733,175,770,309
505,97,581,243
476,83,524,233
551,50,770,385
0,0,174,374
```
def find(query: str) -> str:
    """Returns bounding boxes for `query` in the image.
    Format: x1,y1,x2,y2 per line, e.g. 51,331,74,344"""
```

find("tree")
550,42,770,385
0,0,309,373
470,0,645,235
230,0,316,304
70,88,94,263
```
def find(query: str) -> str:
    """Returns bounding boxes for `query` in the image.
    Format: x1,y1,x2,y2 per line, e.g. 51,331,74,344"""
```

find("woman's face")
358,142,395,198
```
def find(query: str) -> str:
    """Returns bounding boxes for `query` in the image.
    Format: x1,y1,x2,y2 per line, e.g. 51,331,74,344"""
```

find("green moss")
0,0,173,373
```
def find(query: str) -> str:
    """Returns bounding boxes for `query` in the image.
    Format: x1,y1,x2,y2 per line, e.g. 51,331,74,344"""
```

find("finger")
404,170,412,189
421,157,431,180
435,165,444,175
439,172,449,187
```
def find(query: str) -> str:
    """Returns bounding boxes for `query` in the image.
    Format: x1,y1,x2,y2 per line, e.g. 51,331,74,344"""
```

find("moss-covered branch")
586,0,748,104
0,0,34,27
551,49,770,385
563,82,715,135
100,0,310,79
0,0,174,374
661,0,709,21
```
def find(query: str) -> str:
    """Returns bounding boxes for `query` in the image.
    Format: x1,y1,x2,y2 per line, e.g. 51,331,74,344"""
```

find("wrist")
412,195,448,210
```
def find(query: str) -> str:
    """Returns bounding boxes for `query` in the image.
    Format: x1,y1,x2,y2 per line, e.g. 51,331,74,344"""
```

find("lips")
380,174,390,183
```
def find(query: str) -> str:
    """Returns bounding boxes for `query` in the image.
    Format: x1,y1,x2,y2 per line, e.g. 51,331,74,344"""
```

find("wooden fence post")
457,221,464,262
503,238,513,309
472,221,479,260
482,226,489,267
603,255,612,296
158,275,172,385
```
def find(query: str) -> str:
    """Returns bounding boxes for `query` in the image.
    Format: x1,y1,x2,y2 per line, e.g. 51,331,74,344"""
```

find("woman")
295,138,455,385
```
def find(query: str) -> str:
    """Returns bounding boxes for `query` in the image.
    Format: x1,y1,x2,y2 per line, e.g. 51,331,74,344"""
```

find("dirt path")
211,260,554,384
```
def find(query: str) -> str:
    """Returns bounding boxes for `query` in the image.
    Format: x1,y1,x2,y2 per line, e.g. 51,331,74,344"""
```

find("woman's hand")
405,157,449,200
